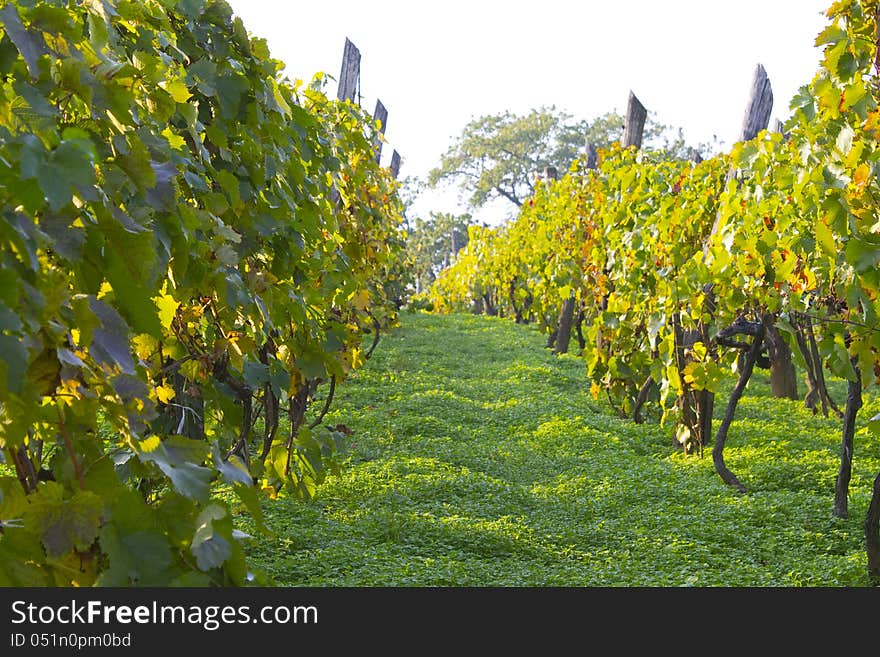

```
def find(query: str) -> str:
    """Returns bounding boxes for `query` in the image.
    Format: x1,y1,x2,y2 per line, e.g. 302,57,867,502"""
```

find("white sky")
224,0,831,225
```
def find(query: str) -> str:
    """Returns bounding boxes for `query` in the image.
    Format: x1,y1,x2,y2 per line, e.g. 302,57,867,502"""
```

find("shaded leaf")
190,503,231,571
88,297,135,373
212,443,252,486
0,4,49,78
25,483,103,559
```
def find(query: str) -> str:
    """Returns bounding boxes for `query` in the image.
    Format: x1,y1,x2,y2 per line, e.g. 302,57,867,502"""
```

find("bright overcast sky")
224,0,832,224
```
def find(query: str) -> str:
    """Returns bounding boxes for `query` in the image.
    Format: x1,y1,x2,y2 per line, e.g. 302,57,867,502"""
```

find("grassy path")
243,312,879,586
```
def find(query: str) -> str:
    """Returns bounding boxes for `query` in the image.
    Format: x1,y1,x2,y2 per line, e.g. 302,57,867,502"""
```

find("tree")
404,212,475,293
428,106,716,210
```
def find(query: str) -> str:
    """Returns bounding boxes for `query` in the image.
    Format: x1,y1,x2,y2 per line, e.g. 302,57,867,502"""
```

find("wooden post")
373,99,388,163
739,64,773,142
584,142,598,170
710,64,773,235
736,66,796,400
622,91,647,149
678,62,776,453
389,150,401,179
337,37,360,103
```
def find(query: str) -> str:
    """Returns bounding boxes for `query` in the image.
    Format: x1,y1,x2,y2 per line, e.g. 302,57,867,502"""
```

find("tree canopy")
428,105,714,209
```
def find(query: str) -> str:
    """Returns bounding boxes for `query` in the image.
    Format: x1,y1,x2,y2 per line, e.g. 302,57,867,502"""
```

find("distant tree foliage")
405,212,475,293
428,106,716,209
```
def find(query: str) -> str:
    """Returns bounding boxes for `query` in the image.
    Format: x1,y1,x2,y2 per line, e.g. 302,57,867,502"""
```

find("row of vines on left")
0,0,409,585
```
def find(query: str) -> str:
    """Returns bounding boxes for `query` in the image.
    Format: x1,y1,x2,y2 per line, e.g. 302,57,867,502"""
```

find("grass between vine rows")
240,311,879,586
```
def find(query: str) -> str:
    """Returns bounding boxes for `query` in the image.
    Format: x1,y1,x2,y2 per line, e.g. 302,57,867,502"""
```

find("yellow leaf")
853,163,870,190
351,289,371,312
154,293,180,330
161,127,186,150
682,361,698,385
58,379,82,400
689,341,707,362
138,436,161,453
133,333,159,361
162,79,192,103
97,281,112,299
156,381,175,404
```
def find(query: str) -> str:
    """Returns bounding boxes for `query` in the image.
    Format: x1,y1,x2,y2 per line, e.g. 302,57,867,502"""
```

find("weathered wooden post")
373,99,388,163
389,150,401,179
708,63,803,492
738,66,797,400
690,65,775,455
680,67,774,453
622,91,648,149
584,141,599,170
739,64,773,142
337,37,360,103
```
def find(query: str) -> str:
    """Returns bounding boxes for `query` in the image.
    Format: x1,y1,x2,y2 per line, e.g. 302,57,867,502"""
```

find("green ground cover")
242,311,878,586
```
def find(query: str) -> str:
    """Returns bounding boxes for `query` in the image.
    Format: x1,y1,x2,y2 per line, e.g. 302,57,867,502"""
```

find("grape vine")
0,0,408,585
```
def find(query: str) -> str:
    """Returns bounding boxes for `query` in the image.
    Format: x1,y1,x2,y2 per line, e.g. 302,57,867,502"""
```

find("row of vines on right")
424,0,880,582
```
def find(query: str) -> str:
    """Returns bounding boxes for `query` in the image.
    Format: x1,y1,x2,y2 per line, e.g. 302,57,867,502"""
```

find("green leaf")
88,297,135,373
0,4,48,78
232,482,268,535
97,524,174,586
25,483,103,559
243,358,269,389
212,443,252,487
814,215,837,257
116,137,156,190
38,213,85,261
164,436,211,464
815,24,847,47
0,334,29,396
0,476,28,520
216,169,241,207
844,238,880,272
214,72,249,119
105,249,163,338
297,348,326,380
146,161,177,211
29,139,98,211
190,503,231,571
136,436,212,503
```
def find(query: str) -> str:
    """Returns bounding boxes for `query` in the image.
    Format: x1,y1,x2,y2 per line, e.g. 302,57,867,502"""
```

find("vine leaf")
88,297,135,374
0,334,28,396
0,4,48,78
98,525,174,586
136,436,212,503
25,483,103,559
212,443,252,487
190,503,231,571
